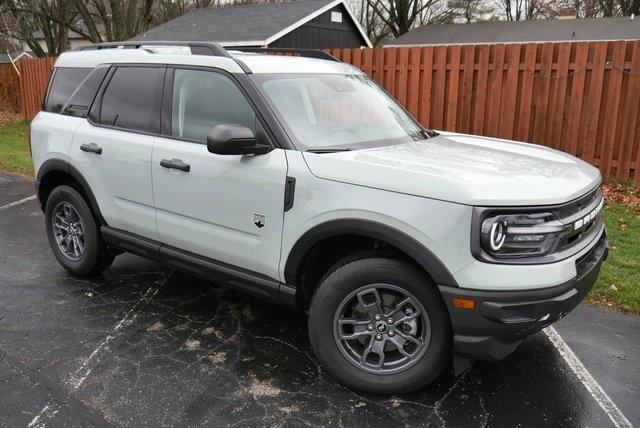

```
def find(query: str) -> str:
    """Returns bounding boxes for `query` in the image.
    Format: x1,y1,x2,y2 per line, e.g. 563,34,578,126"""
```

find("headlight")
479,212,565,258
472,189,604,264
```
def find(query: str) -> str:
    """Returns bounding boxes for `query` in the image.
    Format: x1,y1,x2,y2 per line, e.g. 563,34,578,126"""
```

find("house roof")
130,0,371,47
387,16,640,46
0,52,32,64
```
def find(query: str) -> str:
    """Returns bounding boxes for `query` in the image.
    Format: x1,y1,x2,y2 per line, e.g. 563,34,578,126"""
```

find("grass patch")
0,120,637,312
587,200,640,313
0,121,32,175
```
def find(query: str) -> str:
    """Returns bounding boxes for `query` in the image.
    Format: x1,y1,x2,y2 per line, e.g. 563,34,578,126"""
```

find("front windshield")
254,74,426,151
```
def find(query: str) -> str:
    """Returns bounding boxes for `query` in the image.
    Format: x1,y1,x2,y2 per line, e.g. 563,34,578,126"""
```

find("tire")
45,185,112,276
308,255,451,394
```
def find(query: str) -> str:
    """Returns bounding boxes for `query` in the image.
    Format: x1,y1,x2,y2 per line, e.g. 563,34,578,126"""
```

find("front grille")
553,188,600,219
554,188,604,253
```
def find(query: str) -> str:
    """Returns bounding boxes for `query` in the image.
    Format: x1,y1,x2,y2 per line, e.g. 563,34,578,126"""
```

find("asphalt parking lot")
1,171,638,427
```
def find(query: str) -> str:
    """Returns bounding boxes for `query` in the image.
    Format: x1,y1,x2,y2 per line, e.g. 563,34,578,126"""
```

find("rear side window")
97,66,163,133
62,66,109,118
45,67,91,113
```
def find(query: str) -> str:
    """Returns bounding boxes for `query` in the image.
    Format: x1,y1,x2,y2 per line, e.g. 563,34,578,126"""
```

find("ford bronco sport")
31,42,607,394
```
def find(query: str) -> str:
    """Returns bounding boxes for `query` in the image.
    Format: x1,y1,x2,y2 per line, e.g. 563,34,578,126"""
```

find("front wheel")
308,256,451,394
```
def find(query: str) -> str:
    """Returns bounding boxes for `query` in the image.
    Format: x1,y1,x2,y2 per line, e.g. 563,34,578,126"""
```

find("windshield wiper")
306,148,352,154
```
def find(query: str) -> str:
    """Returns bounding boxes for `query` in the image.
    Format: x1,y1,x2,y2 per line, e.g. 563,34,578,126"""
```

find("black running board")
101,226,295,306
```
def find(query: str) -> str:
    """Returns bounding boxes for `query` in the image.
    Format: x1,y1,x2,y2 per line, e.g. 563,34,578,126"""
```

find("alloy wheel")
333,284,431,374
52,202,85,261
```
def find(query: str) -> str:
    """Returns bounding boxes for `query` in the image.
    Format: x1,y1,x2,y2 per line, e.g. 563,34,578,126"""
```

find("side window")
171,69,256,143
45,67,91,113
98,66,163,133
62,66,109,118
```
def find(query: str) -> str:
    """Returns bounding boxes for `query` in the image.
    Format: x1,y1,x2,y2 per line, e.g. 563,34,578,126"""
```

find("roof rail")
232,47,340,62
77,41,231,58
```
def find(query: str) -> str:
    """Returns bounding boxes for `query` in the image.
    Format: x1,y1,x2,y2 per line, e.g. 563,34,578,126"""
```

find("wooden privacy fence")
14,41,640,180
18,57,56,121
0,64,21,112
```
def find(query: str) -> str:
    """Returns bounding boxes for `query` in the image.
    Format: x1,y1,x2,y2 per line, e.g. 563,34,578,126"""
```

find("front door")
152,67,288,280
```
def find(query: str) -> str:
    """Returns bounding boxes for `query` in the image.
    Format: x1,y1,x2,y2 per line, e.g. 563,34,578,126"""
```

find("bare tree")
497,0,557,20
350,0,390,45
154,0,191,23
67,0,156,42
1,0,77,56
618,0,640,14
554,0,638,17
448,0,494,22
366,0,454,38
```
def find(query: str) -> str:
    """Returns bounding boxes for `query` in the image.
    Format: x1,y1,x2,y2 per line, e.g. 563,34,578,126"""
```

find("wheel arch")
36,158,106,224
284,219,458,293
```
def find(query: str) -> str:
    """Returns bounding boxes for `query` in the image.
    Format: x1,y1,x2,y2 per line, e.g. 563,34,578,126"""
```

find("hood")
302,132,601,206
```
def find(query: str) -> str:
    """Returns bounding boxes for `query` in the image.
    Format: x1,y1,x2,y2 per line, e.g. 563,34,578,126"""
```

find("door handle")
160,158,190,172
80,143,102,154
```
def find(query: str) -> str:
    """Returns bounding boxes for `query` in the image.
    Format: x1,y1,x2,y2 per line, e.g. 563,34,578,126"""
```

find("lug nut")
387,318,394,324
375,334,383,341
388,330,395,337
367,324,374,331
374,314,381,321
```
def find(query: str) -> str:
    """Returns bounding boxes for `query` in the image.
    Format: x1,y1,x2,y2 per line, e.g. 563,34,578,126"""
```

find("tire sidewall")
309,258,451,394
45,185,101,276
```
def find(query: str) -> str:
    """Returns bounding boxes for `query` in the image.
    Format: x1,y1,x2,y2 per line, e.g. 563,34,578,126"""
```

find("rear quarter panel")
31,112,84,176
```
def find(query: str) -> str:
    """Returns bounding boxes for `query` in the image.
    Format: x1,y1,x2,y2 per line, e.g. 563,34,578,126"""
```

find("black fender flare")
36,158,106,224
283,219,458,287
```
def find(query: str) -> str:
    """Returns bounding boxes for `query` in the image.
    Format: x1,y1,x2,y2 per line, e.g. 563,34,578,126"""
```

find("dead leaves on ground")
0,111,22,126
602,183,640,217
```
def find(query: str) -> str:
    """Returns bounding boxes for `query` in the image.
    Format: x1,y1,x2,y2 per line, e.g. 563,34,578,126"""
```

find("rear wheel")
308,256,451,394
45,185,113,276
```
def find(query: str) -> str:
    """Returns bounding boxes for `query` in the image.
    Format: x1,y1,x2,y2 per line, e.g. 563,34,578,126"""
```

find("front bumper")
439,231,608,362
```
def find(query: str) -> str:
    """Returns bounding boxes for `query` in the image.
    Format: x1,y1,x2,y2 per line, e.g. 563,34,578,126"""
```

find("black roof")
130,0,338,45
387,16,640,46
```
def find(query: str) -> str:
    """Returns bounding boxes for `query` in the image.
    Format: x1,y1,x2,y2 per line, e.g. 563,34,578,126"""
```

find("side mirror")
206,124,272,155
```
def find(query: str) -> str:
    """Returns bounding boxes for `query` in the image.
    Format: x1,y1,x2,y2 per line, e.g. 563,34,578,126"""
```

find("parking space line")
545,326,633,428
27,286,160,427
27,405,59,428
0,195,37,212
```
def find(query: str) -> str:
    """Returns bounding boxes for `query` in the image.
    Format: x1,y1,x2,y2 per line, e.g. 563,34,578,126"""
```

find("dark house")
131,0,371,49
386,16,640,46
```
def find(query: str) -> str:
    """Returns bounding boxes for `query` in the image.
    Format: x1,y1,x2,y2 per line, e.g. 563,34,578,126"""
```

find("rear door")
69,65,164,240
152,67,288,280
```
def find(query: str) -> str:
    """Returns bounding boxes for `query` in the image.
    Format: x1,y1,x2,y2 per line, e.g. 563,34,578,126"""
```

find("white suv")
31,42,607,394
